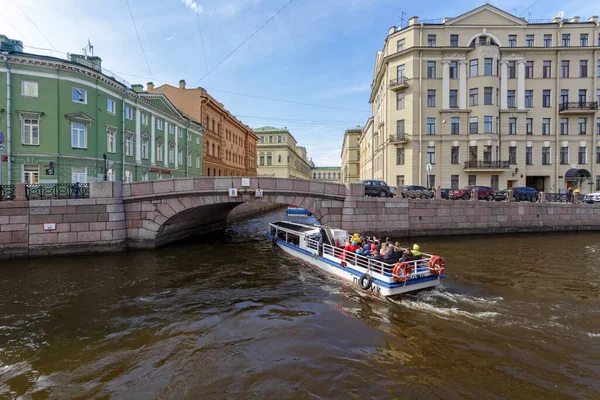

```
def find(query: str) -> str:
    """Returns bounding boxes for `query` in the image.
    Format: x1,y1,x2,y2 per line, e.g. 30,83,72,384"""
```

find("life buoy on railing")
392,262,412,282
272,236,277,247
428,256,445,275
359,273,372,290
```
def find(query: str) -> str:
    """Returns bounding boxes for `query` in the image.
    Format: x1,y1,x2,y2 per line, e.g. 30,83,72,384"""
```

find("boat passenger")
362,244,371,256
380,243,388,256
370,249,384,261
411,244,422,257
383,246,400,263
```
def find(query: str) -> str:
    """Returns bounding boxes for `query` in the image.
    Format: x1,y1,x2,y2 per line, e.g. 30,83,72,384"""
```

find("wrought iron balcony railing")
389,134,411,143
389,77,410,89
463,161,511,169
559,102,598,112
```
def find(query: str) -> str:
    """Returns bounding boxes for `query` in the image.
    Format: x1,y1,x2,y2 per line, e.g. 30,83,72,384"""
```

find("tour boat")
286,205,311,216
267,221,445,297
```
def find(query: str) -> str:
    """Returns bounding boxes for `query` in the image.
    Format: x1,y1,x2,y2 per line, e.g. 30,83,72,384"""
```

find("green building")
0,35,203,185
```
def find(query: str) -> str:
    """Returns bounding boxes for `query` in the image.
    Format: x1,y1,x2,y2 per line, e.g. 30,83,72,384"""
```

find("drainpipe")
555,22,561,192
418,23,424,185
3,54,12,184
122,96,126,181
185,121,191,177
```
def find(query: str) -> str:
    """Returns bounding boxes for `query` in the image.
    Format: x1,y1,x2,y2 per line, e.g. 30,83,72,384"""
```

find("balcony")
559,102,598,114
389,134,411,144
464,161,510,171
389,77,409,91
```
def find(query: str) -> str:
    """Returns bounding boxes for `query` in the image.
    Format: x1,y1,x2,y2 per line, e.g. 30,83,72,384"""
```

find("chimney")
131,84,143,92
388,26,396,35
179,79,186,89
570,16,580,23
409,16,418,26
147,82,154,91
588,16,599,22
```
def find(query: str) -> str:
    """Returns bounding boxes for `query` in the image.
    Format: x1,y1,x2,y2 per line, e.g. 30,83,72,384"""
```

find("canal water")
0,208,598,399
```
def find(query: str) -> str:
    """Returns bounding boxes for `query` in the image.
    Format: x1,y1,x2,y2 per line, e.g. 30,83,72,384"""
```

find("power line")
124,0,153,79
10,0,55,49
0,15,32,46
518,0,541,17
195,13,211,90
190,0,295,86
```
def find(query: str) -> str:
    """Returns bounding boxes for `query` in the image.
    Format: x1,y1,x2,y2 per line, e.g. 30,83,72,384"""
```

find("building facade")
341,127,361,183
359,117,374,180
254,126,313,179
148,81,257,177
368,5,600,192
0,35,203,185
311,166,341,183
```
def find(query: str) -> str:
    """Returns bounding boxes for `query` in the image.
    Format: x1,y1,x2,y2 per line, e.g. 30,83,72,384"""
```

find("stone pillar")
539,192,546,203
174,125,179,169
517,60,525,109
135,108,142,163
573,192,579,203
500,61,508,109
163,121,169,168
459,61,467,109
507,189,513,202
150,114,156,166
442,61,450,109
471,188,478,201
14,183,26,201
90,181,122,198
435,185,441,200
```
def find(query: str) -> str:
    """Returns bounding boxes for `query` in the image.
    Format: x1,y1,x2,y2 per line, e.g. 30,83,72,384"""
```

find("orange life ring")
392,262,412,282
428,256,445,275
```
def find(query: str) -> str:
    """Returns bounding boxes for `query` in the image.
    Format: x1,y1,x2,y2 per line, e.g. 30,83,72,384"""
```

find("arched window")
318,173,322,179
328,172,332,179
313,172,316,178
207,167,211,176
141,133,150,159
278,154,281,163
156,138,164,162
168,141,175,164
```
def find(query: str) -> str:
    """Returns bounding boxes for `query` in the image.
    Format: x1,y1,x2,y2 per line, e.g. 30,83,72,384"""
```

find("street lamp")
103,153,108,181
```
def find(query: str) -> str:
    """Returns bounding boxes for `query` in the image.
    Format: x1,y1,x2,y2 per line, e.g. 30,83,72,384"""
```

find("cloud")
165,32,177,42
181,0,203,14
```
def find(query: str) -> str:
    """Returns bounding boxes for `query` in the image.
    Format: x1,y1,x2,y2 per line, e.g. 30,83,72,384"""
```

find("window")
449,90,458,107
157,139,164,162
507,61,516,78
427,61,436,78
484,116,493,134
396,119,405,140
142,136,149,159
469,59,478,77
579,118,587,135
469,116,478,134
560,146,569,164
396,92,405,110
278,135,282,143
507,90,516,108
526,147,533,165
561,60,569,78
579,146,587,164
508,35,517,47
580,34,588,47
427,146,435,164
598,89,600,104
484,147,493,164
598,117,600,135
396,175,405,187
508,117,517,135
178,148,183,165
266,154,272,166
178,128,183,139
526,35,534,47
483,58,493,76
598,60,600,77
268,135,273,143
397,39,405,52
580,60,588,78
450,35,459,47
542,90,551,107
72,167,86,184
449,61,458,78
451,117,459,134
579,89,587,105
542,118,551,135
259,155,264,166
22,81,38,97
544,34,552,47
426,118,436,135
597,175,600,191
156,119,163,130
525,61,533,78
597,147,600,164
126,107,133,120
427,35,436,47
525,90,533,107
187,150,192,166
107,169,115,182
427,90,436,107
451,146,459,164
72,87,86,103
561,89,569,106
451,175,459,189
509,147,517,164
560,118,569,135
481,87,492,105
562,34,570,47
125,135,133,156
468,175,476,186
428,175,436,189
107,128,116,153
278,154,282,163
542,147,551,165
396,148,405,165
469,88,478,106
141,114,148,126
71,122,86,148
491,175,499,191
526,118,533,135
22,116,39,145
169,125,175,136
124,170,132,183
187,132,192,142
543,61,551,78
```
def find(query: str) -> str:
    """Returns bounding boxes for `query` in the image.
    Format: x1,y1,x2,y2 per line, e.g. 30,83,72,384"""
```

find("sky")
1,0,598,166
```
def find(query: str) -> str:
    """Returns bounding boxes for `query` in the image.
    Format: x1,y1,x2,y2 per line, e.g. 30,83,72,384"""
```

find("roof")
253,126,290,133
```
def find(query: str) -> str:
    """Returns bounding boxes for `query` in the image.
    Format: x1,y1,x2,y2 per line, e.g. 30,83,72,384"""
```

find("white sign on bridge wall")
255,189,263,198
241,178,250,187
228,188,238,197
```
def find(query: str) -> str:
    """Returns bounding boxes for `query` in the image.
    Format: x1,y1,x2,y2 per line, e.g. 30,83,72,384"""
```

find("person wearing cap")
411,244,422,258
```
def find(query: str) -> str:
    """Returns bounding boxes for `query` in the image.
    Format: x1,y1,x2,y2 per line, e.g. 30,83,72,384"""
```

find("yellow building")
254,126,313,179
341,127,362,183
367,4,600,192
311,166,342,183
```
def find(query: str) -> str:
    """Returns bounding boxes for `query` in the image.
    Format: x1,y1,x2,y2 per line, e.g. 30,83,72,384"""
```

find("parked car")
494,187,538,202
356,180,394,198
583,192,600,204
440,188,450,200
448,186,495,200
401,185,434,199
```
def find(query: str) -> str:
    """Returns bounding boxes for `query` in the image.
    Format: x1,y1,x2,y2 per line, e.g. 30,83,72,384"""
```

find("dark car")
448,186,495,200
440,188,450,200
356,180,394,198
494,187,538,202
401,185,434,199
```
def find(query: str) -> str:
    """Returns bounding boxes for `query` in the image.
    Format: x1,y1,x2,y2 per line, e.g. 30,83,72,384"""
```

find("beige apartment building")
311,166,342,183
254,126,314,179
341,127,362,183
366,4,600,193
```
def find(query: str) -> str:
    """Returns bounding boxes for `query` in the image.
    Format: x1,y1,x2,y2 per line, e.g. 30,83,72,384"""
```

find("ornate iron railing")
464,161,511,169
559,102,598,112
25,183,90,200
0,185,15,201
401,189,435,199
545,192,583,203
389,77,410,88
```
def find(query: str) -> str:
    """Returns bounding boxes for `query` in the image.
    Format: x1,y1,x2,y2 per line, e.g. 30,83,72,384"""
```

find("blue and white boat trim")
267,221,445,297
286,205,311,216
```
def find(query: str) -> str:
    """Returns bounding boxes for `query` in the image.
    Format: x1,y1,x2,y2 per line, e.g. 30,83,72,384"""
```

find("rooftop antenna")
399,11,407,27
555,11,565,19
83,40,94,58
